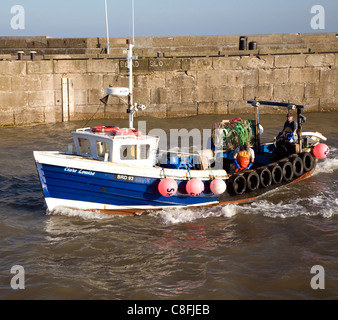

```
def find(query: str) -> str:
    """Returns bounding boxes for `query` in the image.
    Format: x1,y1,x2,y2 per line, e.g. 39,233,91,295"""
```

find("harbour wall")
0,33,337,126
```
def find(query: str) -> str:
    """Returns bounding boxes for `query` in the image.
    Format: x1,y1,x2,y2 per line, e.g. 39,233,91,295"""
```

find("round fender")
288,155,304,177
312,143,330,159
228,174,247,195
279,160,294,182
300,152,314,172
245,171,260,192
257,167,272,188
158,178,178,197
186,179,204,197
210,178,227,195
268,163,283,184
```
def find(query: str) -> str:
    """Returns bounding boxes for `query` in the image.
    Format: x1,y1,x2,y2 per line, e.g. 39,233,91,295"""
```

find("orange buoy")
312,143,330,159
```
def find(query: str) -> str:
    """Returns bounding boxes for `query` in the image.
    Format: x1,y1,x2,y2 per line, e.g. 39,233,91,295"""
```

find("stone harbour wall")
0,33,337,126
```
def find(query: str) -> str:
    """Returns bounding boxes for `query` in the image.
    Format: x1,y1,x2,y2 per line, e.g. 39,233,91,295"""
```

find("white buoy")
210,179,227,195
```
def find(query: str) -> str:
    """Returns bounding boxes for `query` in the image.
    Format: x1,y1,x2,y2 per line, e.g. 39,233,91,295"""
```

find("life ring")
245,171,260,192
300,152,314,172
228,174,246,195
91,126,120,133
288,155,304,177
257,167,272,188
268,163,283,184
279,160,294,182
113,128,143,136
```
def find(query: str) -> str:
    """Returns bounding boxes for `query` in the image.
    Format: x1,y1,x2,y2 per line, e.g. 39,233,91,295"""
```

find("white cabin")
72,128,159,168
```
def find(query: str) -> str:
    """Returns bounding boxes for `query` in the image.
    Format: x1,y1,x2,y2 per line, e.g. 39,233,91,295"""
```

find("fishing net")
212,118,255,150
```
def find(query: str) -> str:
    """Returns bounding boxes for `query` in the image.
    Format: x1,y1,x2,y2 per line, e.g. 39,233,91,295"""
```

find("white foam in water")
314,158,338,175
153,204,239,225
240,200,304,219
314,146,338,175
47,207,115,220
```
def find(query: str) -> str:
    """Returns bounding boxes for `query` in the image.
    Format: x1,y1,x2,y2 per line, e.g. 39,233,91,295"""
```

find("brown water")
0,112,338,300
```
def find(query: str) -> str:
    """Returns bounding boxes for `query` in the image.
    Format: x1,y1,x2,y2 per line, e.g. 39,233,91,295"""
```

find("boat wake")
314,149,338,175
150,204,239,225
47,207,115,220
46,190,338,224
152,195,338,224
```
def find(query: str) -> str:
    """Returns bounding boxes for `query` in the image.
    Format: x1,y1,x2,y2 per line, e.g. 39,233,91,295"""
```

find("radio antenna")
104,0,110,54
132,0,135,44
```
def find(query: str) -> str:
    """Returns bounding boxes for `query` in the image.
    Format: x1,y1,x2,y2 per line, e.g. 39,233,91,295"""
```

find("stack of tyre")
227,152,315,195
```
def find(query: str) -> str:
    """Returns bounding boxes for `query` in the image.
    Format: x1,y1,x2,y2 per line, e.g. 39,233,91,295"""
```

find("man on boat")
277,112,298,142
233,142,255,172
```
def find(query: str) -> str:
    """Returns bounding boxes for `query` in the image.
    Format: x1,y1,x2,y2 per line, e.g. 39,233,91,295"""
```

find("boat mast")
127,0,135,129
100,0,144,128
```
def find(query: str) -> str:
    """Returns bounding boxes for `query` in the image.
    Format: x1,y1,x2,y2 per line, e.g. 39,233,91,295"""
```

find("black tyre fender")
279,160,294,182
268,163,283,184
257,166,272,188
227,174,247,195
244,170,260,192
288,155,304,177
300,152,314,172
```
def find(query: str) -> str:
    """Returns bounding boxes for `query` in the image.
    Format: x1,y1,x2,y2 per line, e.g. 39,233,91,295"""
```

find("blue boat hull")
36,163,220,213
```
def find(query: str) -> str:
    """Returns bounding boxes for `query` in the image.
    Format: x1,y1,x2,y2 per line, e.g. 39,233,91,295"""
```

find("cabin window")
96,141,110,158
120,145,137,160
139,144,150,160
120,144,150,160
78,138,91,155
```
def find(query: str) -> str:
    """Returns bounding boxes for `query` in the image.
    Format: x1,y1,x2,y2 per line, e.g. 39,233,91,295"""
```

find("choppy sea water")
0,112,337,300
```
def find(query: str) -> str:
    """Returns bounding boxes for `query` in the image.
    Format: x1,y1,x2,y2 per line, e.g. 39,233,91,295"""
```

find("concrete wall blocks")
165,71,196,88
305,54,335,67
53,59,87,74
0,76,11,91
259,69,288,85
0,43,337,126
289,68,320,83
320,68,338,83
182,58,213,71
27,60,53,74
87,59,119,73
0,61,26,75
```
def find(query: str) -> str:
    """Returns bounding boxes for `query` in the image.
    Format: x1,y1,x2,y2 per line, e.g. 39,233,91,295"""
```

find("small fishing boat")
33,40,330,216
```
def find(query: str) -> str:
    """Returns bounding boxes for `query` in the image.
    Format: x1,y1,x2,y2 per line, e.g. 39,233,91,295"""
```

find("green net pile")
212,118,255,150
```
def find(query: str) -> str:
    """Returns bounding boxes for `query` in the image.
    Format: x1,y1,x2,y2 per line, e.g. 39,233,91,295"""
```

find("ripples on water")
0,113,337,300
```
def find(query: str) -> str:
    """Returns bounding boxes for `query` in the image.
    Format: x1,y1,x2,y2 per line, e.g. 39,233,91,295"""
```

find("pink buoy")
158,178,178,197
210,178,226,195
186,179,204,197
312,143,330,159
